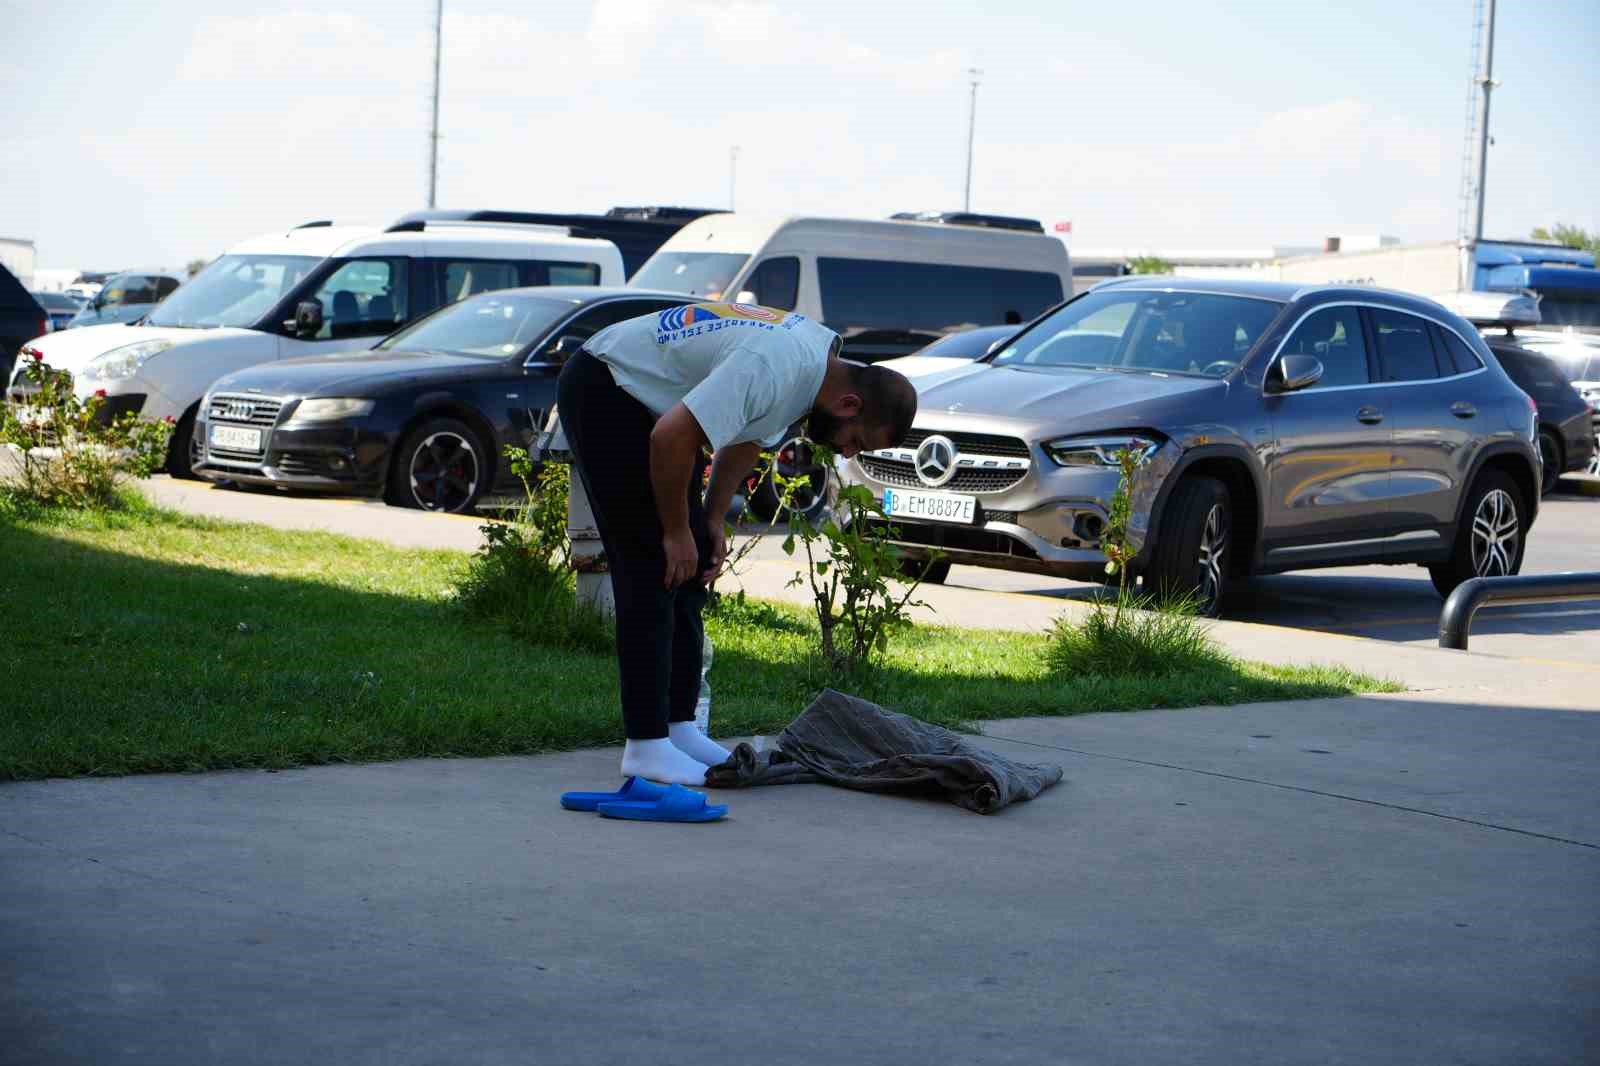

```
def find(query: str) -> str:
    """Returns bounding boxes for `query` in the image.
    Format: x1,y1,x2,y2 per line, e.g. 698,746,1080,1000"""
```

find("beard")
805,406,849,449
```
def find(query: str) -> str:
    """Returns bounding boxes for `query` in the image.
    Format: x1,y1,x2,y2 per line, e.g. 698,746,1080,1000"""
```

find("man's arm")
649,403,709,588
702,440,763,584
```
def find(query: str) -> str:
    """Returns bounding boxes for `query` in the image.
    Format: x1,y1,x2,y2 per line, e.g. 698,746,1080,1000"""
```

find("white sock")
668,721,732,767
620,738,708,786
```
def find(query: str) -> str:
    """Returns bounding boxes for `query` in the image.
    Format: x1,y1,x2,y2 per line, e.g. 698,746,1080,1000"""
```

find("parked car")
876,324,1019,380
839,277,1542,614
32,290,81,332
63,271,112,301
9,217,625,478
630,211,1069,363
1483,341,1594,493
65,270,183,329
0,265,47,386
192,287,692,513
1497,328,1600,477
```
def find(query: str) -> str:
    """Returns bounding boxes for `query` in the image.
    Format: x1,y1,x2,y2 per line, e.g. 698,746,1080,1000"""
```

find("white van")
11,219,623,473
628,212,1071,362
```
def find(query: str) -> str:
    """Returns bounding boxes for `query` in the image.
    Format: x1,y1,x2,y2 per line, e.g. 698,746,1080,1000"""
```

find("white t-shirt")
584,302,835,450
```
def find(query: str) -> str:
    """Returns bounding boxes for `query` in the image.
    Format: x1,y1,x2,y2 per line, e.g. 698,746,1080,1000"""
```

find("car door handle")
1450,401,1477,419
1357,406,1383,425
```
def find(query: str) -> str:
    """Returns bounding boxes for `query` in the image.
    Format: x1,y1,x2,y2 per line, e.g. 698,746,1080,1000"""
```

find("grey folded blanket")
704,689,1063,815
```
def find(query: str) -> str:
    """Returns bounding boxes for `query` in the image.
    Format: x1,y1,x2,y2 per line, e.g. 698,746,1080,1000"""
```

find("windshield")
376,291,571,359
991,289,1284,376
146,254,318,329
631,252,749,298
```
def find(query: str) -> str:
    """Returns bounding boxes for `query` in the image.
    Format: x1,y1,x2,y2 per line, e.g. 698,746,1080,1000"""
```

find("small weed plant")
778,445,939,678
454,446,611,652
0,351,173,508
1049,445,1230,678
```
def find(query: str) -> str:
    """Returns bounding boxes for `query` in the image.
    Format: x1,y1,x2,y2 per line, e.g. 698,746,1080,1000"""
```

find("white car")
10,219,623,474
1502,328,1600,476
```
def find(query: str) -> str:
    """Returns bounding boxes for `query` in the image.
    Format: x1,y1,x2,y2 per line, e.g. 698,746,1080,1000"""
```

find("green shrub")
1047,595,1230,678
453,447,612,652
0,353,173,508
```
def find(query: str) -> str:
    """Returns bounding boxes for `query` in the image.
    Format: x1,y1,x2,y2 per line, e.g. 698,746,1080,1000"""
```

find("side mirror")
543,334,586,362
1268,354,1324,394
288,299,324,339
735,290,758,305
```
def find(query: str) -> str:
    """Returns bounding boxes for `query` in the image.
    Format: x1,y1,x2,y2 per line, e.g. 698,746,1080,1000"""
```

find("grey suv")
843,278,1542,616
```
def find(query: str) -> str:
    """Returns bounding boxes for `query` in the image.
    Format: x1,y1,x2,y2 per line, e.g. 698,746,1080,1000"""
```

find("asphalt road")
742,488,1600,665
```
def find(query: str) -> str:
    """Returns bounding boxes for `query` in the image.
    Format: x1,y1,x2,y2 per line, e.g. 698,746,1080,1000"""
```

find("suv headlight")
1043,433,1162,468
287,398,375,423
79,339,175,383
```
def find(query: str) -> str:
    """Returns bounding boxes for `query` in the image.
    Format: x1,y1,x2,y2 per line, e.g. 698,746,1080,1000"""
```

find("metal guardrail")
1438,572,1600,650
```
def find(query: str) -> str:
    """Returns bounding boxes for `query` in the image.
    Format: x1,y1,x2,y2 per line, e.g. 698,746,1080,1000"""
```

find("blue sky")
4,0,1596,270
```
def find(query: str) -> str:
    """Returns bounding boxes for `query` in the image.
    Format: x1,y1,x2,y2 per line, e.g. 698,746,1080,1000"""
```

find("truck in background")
1268,238,1600,330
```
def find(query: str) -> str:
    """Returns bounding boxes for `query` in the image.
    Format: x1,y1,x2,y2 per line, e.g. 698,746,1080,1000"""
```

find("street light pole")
427,0,443,208
963,67,982,212
1471,0,1497,242
729,145,740,210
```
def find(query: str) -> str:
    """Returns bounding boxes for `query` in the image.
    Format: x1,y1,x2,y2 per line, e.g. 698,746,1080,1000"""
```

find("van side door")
277,257,410,360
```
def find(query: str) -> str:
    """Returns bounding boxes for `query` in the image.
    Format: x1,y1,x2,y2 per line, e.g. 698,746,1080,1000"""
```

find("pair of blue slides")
560,777,728,823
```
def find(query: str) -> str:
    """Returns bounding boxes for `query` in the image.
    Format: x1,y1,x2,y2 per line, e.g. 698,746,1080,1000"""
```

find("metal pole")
963,68,982,212
729,146,740,210
1471,0,1496,242
427,0,443,208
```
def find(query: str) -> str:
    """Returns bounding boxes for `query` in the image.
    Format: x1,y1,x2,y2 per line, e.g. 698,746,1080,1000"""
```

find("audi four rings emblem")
223,401,256,420
914,435,958,487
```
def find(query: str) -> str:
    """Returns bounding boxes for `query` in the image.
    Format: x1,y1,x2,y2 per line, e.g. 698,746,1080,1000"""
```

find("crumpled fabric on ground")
704,689,1063,814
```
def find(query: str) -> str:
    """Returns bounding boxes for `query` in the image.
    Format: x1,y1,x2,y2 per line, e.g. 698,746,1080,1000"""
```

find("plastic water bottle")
693,634,713,734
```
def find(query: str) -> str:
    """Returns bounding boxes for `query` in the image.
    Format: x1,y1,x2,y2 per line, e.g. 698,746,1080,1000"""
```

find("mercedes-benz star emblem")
914,435,958,487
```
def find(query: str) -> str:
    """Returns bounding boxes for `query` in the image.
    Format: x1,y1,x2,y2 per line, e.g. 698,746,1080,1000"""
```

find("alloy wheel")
1196,502,1229,611
1469,488,1519,577
409,431,479,512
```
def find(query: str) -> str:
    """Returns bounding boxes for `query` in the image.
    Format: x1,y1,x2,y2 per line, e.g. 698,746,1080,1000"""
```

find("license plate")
881,488,977,524
210,424,262,452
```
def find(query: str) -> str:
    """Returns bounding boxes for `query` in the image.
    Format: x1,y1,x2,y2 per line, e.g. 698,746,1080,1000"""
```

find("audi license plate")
210,424,262,452
881,488,976,524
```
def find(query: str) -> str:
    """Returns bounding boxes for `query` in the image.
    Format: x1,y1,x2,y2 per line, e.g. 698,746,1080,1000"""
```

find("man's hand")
663,524,699,589
702,519,729,588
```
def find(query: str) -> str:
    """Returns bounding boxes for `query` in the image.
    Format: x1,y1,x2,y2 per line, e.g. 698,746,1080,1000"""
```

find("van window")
146,254,318,329
307,258,409,341
441,260,520,302
544,262,601,286
741,257,799,311
817,258,1063,344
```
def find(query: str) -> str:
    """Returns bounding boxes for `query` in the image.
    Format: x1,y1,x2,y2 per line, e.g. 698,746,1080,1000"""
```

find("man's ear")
833,392,864,417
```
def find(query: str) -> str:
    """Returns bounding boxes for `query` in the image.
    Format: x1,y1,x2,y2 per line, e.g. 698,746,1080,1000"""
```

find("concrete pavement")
4,696,1597,1065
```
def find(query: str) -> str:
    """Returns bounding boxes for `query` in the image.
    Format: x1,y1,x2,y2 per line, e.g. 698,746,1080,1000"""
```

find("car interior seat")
331,290,359,337
368,294,394,324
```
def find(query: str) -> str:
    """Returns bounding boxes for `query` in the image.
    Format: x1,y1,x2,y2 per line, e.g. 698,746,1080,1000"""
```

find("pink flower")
164,415,176,424
93,388,108,399
28,348,42,361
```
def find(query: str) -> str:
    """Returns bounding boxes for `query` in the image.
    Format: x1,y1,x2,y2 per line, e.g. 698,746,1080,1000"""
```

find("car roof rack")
292,220,334,229
888,211,1044,233
383,208,720,276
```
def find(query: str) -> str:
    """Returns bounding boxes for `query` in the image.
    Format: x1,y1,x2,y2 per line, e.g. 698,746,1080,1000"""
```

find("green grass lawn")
0,496,1397,780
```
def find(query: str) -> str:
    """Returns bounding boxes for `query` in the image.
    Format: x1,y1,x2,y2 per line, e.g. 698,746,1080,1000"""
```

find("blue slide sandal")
598,784,728,823
560,776,670,812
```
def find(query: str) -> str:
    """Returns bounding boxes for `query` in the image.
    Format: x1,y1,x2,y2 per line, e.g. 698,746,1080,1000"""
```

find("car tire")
745,439,833,524
1537,429,1561,496
1144,475,1232,618
1428,468,1527,599
1588,436,1600,479
386,417,488,514
164,406,201,479
897,558,951,585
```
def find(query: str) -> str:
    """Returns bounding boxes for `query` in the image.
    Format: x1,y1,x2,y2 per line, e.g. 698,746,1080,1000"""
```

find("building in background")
0,237,36,289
